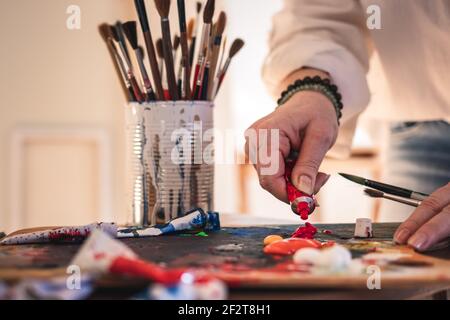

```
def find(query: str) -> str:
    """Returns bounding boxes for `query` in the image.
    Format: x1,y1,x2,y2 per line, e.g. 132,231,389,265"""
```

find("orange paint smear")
263,238,322,255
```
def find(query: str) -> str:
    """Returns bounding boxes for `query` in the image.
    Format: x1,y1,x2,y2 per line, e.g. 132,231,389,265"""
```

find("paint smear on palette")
344,240,395,253
214,243,244,252
263,238,322,255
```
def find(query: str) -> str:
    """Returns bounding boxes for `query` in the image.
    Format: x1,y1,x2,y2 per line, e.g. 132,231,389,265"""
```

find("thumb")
291,126,332,194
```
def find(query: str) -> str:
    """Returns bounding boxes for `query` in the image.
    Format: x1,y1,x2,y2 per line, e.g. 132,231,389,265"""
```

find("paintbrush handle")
143,32,164,100
160,20,179,100
189,36,197,68
180,33,192,99
134,0,164,100
129,75,144,103
383,193,421,207
365,179,429,200
207,42,221,100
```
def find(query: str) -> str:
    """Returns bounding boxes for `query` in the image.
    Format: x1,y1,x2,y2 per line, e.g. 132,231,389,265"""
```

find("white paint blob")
293,244,352,271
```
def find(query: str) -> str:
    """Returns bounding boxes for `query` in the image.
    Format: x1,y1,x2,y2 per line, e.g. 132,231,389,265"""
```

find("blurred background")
0,0,395,232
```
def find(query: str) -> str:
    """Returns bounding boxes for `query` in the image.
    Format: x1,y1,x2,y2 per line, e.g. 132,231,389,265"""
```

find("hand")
245,88,338,203
394,182,450,251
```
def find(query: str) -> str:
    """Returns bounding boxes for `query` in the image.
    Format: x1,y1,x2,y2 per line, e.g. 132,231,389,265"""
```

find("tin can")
125,101,214,226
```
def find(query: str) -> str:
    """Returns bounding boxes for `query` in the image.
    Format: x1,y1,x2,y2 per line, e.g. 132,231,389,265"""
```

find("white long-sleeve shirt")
262,0,450,157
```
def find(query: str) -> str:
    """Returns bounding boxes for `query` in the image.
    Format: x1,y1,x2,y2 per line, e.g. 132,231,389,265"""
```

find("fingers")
314,172,331,194
394,183,450,244
245,123,291,203
291,124,334,194
258,152,289,203
407,204,450,251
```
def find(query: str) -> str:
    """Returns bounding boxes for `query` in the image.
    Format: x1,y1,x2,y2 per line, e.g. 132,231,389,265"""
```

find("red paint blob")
291,222,318,239
263,238,322,255
48,230,85,243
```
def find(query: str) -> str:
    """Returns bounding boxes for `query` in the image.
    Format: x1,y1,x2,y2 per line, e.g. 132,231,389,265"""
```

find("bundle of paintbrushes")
99,0,244,103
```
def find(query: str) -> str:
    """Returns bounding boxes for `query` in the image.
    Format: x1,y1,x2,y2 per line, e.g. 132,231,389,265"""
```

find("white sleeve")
262,0,372,158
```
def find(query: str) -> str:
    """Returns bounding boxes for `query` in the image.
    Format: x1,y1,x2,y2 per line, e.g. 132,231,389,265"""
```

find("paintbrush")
98,23,135,102
176,0,192,99
339,173,429,201
134,0,164,100
114,21,132,65
217,35,227,77
156,38,167,95
187,18,195,62
189,2,202,68
364,188,421,207
193,0,215,100
206,11,226,100
173,35,181,81
154,0,179,100
111,24,145,103
213,38,244,98
173,35,183,98
123,21,156,101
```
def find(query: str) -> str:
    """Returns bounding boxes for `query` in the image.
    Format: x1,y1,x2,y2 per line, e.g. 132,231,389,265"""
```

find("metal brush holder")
125,101,214,226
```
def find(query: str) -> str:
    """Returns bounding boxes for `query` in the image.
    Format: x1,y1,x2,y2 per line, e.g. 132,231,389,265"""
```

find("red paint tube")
284,158,316,219
109,256,185,285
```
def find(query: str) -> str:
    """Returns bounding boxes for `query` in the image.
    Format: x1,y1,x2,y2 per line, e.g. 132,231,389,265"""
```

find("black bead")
294,80,302,86
312,76,321,83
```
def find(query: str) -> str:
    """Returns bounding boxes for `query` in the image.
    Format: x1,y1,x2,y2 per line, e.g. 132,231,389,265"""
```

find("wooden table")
0,214,449,300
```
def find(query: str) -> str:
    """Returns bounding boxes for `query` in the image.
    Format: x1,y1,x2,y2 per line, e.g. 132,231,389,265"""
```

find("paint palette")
0,223,449,291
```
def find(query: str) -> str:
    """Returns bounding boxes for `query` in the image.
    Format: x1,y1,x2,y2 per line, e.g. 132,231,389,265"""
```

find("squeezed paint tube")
0,222,117,245
72,229,223,288
1,209,220,244
117,208,220,238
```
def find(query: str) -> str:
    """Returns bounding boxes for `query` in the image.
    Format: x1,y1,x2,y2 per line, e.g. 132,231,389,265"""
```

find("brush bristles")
98,23,112,42
187,19,195,39
215,12,226,37
364,188,384,198
173,35,180,50
203,0,215,23
196,1,202,14
229,38,244,58
154,0,171,18
122,21,138,49
156,38,164,58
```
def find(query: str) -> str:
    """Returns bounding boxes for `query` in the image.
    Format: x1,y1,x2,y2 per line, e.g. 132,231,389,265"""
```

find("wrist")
277,75,343,125
282,91,338,125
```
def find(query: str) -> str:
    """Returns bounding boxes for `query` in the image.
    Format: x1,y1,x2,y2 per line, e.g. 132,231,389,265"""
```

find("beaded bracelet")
277,76,343,124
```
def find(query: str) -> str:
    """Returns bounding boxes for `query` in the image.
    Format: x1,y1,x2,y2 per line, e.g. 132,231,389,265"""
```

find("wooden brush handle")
143,32,164,100
180,32,192,99
161,21,179,100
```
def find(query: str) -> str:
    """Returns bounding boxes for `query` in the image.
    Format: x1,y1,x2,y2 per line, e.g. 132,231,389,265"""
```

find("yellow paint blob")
263,235,283,246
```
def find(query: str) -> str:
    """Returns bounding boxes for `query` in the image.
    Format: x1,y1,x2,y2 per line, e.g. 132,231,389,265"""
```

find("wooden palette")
0,223,449,291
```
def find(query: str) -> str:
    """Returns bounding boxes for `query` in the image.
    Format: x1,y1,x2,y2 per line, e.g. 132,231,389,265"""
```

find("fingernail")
408,233,428,251
297,175,313,195
394,229,410,244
